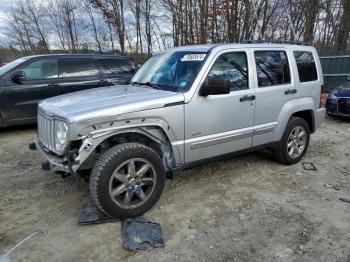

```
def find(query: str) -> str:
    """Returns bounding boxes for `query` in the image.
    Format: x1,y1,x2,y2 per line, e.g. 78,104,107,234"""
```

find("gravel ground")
0,117,350,262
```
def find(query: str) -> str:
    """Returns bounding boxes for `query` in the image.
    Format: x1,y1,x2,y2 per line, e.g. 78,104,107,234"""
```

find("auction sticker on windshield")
180,54,206,62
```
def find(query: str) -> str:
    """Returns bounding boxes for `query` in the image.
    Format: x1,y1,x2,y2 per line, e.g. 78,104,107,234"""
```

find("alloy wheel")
108,158,157,209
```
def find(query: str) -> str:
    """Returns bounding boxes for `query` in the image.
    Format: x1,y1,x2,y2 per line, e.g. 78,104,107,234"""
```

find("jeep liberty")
31,43,326,219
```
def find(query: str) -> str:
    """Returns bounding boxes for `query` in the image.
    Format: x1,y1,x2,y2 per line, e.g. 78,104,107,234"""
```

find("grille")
37,110,55,151
337,98,350,114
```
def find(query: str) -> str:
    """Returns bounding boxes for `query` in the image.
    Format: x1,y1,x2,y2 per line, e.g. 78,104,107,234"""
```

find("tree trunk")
336,0,350,50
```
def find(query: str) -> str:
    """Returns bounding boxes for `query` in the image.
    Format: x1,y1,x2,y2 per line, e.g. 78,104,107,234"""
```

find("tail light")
319,85,327,108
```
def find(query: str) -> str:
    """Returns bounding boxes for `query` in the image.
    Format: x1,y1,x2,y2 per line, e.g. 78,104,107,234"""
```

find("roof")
163,42,315,54
21,54,130,60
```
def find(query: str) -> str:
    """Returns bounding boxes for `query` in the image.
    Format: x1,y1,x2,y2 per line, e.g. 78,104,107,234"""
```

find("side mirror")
346,75,350,81
199,78,231,96
11,71,26,83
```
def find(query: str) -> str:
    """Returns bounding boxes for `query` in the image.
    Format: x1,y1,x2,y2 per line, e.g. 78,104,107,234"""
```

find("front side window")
207,52,248,91
101,59,135,74
130,51,207,92
61,59,99,77
255,51,291,87
22,59,58,80
293,51,318,82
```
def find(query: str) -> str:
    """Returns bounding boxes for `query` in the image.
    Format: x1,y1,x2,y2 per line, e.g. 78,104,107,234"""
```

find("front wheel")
273,117,310,165
90,143,165,219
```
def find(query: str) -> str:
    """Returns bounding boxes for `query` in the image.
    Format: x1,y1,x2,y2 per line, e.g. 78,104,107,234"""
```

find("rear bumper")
315,108,326,129
34,139,71,173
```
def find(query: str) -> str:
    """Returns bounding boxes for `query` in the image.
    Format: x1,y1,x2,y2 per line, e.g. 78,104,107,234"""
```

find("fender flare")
73,124,182,173
273,97,316,141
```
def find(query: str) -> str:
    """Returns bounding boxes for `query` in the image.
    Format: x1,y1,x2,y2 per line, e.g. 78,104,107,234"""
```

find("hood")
333,81,350,97
39,85,184,123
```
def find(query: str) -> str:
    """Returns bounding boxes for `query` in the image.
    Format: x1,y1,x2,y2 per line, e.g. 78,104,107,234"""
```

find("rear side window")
22,59,58,80
60,59,99,77
208,52,248,91
293,51,318,82
101,59,135,74
254,51,291,87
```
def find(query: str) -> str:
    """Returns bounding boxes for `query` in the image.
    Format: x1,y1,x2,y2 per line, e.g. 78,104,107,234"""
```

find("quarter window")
293,51,318,82
61,59,99,77
255,51,291,87
208,52,249,91
22,59,58,80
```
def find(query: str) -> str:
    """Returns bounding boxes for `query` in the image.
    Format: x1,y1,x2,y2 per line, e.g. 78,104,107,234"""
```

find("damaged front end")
31,124,177,178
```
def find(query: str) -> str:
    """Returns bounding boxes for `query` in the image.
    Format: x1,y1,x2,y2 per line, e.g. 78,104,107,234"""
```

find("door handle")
285,89,297,95
47,83,60,87
240,95,255,102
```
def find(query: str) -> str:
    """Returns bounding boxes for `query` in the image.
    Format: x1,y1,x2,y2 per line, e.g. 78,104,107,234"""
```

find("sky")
0,0,13,45
0,0,173,52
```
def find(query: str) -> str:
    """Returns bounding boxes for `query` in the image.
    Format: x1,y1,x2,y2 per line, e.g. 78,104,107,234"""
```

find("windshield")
130,51,207,92
0,57,30,77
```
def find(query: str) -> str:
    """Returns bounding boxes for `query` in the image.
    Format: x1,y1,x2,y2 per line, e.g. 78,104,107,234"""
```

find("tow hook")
41,160,50,170
29,141,36,150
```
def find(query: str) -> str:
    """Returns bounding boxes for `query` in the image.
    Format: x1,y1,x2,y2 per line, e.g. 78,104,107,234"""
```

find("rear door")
4,58,60,123
252,48,296,146
58,58,102,95
293,50,320,105
98,58,137,85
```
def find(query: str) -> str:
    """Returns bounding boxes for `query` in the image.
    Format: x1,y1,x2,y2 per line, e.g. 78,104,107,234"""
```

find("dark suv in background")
0,54,138,127
326,75,350,118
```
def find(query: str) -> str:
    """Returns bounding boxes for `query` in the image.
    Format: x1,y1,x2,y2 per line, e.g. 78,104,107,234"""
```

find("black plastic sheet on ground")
78,201,119,224
121,216,164,251
78,201,164,251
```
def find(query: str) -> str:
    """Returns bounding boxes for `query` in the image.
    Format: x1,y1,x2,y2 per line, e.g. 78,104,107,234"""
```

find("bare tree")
3,0,350,60
336,0,350,50
83,0,103,53
25,0,50,52
143,0,153,55
44,0,81,52
92,0,126,54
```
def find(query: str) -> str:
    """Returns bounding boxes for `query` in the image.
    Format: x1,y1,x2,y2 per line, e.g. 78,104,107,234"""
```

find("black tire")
90,143,165,219
273,117,310,165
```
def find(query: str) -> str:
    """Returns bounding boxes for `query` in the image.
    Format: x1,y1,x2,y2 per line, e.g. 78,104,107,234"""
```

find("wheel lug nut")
135,176,138,179
128,177,132,180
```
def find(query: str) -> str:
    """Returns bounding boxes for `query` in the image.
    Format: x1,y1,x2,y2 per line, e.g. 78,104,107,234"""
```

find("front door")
4,58,60,123
184,50,255,163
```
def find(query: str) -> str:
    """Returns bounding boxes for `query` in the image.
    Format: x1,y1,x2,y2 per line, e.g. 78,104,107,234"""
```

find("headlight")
55,120,68,153
328,94,337,100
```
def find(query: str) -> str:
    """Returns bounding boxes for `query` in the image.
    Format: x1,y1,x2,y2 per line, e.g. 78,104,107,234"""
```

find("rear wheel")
90,143,165,219
273,117,310,165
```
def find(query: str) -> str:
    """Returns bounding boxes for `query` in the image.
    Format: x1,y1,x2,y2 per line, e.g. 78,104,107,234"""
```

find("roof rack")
240,40,310,46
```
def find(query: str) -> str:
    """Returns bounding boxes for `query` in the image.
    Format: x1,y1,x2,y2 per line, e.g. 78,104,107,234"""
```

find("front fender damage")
72,126,176,173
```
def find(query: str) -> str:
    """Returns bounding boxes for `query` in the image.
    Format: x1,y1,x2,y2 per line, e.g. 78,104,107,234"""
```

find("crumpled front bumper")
33,139,71,173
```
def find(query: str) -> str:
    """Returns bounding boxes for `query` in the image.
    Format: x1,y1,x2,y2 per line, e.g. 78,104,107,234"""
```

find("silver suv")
32,43,326,219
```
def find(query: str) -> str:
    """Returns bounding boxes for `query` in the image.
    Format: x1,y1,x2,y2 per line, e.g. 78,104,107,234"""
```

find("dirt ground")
0,117,350,262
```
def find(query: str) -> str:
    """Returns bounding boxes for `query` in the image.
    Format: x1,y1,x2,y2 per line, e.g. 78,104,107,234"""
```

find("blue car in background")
326,75,350,117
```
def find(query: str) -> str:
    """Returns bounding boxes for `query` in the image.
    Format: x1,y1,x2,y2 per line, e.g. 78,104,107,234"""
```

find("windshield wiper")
130,81,162,90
